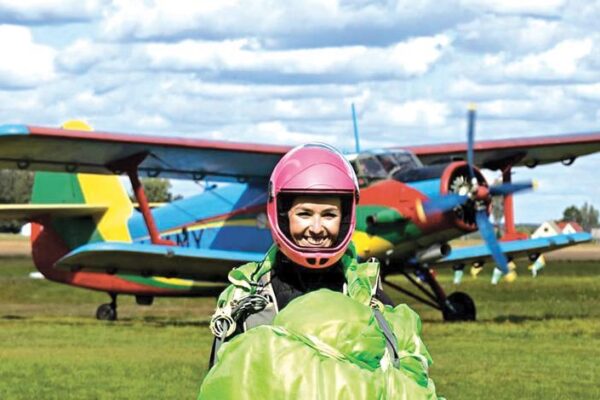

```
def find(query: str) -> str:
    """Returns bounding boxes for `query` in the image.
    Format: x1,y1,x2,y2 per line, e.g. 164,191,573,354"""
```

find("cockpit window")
355,157,387,179
351,150,422,185
376,154,398,173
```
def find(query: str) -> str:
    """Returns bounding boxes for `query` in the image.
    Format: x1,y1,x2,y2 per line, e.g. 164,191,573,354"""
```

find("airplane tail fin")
30,121,134,251
31,171,134,249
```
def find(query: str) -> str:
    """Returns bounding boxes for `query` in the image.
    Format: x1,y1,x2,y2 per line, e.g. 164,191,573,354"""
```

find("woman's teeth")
302,237,329,246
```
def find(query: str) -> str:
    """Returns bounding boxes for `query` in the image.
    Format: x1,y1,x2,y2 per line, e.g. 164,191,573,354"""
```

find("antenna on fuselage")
351,103,361,153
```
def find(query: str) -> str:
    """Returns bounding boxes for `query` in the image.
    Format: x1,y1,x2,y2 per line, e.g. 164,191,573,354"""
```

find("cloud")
0,0,102,24
505,39,593,78
371,99,451,127
455,15,566,54
101,0,466,47
460,0,567,16
56,39,114,73
0,25,56,88
143,35,451,82
476,38,595,83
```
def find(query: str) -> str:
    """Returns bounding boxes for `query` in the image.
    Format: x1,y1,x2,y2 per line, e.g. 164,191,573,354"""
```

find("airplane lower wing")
0,204,107,219
55,242,265,282
435,232,592,268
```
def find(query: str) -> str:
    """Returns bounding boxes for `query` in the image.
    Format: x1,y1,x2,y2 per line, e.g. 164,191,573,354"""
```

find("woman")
200,144,440,399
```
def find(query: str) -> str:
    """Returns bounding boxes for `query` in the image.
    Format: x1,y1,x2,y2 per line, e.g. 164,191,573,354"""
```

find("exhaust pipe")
416,243,451,263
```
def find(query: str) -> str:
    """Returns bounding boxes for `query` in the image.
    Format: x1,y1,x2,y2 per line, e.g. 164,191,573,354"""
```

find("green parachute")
198,289,442,399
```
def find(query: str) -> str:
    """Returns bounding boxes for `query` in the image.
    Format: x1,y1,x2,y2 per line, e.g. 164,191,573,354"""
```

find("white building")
532,221,584,238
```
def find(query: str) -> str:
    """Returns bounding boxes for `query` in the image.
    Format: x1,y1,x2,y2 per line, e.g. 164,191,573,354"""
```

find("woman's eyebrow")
292,206,313,212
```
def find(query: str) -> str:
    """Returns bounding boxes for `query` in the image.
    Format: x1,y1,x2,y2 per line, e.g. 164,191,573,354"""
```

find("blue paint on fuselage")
144,225,273,254
407,178,440,198
128,182,273,253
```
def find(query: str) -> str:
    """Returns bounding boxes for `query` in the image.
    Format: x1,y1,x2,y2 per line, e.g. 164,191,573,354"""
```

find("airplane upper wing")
434,232,592,268
404,132,600,170
4,125,600,182
0,124,291,182
55,242,265,282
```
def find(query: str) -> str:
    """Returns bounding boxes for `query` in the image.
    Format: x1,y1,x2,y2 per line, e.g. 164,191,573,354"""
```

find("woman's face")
287,196,342,248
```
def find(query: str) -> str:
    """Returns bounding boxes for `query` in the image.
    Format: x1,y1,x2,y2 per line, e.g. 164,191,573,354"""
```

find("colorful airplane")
0,115,596,321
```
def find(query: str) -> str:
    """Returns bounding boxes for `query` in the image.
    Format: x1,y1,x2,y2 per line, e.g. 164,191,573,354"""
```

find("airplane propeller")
420,105,536,274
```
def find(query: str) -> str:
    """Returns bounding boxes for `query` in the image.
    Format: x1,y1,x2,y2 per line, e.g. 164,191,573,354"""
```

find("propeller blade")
489,181,535,196
475,209,509,274
467,104,476,179
422,194,469,215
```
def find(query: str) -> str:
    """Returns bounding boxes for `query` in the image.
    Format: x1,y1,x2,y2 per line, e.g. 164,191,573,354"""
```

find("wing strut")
500,166,528,241
108,153,174,246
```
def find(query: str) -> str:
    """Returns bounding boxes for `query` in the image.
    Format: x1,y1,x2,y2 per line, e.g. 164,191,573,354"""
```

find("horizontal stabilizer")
55,242,265,282
0,204,107,219
436,232,592,267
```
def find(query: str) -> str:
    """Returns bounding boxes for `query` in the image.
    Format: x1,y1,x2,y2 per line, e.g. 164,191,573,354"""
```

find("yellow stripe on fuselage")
153,277,198,287
164,219,259,235
352,231,394,259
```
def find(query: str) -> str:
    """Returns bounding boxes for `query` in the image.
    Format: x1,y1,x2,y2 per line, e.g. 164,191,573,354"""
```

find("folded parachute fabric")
198,289,441,400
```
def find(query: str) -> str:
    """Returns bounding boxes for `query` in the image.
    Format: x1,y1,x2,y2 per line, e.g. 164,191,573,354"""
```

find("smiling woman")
287,196,342,248
199,144,442,399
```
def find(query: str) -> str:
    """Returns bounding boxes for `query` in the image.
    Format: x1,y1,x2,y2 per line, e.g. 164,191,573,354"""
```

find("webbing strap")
373,308,400,369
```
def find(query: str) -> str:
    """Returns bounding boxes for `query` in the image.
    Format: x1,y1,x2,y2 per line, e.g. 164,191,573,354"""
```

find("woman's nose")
308,216,324,234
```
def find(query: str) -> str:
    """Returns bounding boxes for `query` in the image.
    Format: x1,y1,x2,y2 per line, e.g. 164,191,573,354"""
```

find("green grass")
1,257,599,399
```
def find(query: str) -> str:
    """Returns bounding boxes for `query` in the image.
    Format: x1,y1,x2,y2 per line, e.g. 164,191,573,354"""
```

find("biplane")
0,113,596,321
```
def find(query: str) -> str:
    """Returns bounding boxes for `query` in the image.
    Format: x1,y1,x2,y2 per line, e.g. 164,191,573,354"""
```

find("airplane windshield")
355,157,387,179
352,150,422,184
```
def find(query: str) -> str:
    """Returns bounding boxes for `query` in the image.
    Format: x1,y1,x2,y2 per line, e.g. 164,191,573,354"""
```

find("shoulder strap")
243,272,279,331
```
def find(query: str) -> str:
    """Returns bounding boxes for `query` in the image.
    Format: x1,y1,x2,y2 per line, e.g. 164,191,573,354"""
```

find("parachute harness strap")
372,305,400,369
210,287,270,340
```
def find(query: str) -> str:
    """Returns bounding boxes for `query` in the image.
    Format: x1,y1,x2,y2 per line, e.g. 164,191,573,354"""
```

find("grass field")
1,256,599,399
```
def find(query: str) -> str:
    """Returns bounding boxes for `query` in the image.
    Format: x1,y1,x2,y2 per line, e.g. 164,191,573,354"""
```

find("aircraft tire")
96,303,117,321
442,291,476,322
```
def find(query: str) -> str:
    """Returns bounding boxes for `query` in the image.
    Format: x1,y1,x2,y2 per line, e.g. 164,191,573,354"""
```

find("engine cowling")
439,161,490,231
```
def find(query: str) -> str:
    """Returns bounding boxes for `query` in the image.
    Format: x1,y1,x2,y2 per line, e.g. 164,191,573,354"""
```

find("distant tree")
562,205,582,224
561,203,599,232
139,178,173,203
580,202,599,231
0,169,34,232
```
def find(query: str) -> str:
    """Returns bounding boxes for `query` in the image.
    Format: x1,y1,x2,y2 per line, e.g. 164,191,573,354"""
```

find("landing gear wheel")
442,292,476,321
96,303,117,321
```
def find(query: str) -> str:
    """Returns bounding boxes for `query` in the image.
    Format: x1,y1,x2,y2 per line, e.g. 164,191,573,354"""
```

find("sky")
1,0,599,223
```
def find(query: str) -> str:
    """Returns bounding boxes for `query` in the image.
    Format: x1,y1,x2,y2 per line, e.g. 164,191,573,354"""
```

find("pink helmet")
267,143,359,269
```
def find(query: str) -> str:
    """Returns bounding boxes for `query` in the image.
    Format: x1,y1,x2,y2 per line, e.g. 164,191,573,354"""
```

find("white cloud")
507,39,592,77
100,0,463,46
0,25,56,88
56,39,116,72
481,38,594,82
461,0,566,16
456,15,565,54
143,35,450,80
372,100,451,127
447,78,515,100
0,0,102,23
